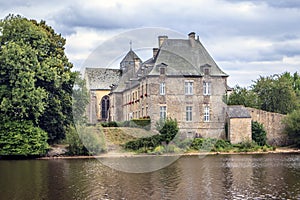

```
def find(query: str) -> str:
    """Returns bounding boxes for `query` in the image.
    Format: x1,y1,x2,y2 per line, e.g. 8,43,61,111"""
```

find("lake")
0,153,300,199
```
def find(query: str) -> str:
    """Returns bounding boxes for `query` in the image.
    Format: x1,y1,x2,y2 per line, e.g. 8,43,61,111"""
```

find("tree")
227,85,259,108
253,73,297,114
0,14,75,144
283,109,300,147
251,121,267,146
0,120,49,156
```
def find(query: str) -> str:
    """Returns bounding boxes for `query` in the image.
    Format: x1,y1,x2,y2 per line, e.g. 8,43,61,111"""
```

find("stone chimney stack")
134,57,140,72
153,48,159,58
158,35,168,47
188,32,196,47
188,32,196,40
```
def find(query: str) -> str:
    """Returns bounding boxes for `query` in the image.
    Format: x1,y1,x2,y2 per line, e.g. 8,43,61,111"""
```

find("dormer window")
157,63,168,75
201,64,211,76
204,68,210,75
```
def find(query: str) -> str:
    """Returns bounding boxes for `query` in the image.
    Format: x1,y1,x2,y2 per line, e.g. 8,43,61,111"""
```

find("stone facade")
110,32,230,138
227,118,252,144
227,105,252,144
84,68,121,123
247,108,288,146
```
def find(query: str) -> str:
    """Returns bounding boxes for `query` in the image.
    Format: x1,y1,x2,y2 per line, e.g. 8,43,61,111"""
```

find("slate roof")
84,68,121,90
227,105,251,118
148,39,228,77
120,49,141,63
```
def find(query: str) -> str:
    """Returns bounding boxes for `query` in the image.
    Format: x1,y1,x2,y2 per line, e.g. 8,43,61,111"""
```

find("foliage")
0,14,75,144
252,121,267,146
131,119,151,130
227,72,300,115
72,72,89,125
65,125,106,155
283,109,300,147
0,120,49,156
189,138,273,152
253,73,298,114
101,121,119,127
124,118,178,151
227,85,259,108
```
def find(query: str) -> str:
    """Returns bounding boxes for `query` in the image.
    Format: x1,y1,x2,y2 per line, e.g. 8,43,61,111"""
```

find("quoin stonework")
84,32,287,145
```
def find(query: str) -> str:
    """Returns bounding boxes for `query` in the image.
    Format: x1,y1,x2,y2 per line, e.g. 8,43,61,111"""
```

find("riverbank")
38,147,300,160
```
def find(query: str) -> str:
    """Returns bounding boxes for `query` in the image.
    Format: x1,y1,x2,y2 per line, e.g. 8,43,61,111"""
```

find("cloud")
1,0,300,87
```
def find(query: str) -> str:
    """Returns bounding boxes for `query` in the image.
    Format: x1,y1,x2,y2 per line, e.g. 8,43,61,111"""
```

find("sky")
1,0,300,87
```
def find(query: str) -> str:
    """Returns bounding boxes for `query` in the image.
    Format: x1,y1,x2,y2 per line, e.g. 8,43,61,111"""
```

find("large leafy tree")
253,73,298,114
228,72,299,115
0,14,75,144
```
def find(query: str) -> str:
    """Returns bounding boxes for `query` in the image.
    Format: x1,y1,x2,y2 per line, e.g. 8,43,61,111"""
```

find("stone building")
84,67,121,123
226,105,252,144
110,32,231,138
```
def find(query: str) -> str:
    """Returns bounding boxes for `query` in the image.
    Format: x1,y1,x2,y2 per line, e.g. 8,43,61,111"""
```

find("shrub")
0,120,49,156
283,109,300,147
252,121,267,146
65,125,106,155
124,118,178,151
101,121,119,127
153,145,165,154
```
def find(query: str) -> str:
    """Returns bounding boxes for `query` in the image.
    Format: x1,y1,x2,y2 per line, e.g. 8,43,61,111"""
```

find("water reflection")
0,154,300,199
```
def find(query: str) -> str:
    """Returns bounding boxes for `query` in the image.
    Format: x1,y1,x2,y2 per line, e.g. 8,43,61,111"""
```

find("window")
185,81,193,95
204,106,210,122
160,106,167,119
160,82,165,95
203,82,211,96
160,67,165,75
186,106,192,121
101,95,110,120
204,68,210,75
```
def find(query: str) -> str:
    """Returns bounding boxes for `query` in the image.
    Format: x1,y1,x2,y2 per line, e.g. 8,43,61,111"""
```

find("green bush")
0,120,49,156
124,118,178,151
283,109,300,147
65,125,106,155
252,121,267,146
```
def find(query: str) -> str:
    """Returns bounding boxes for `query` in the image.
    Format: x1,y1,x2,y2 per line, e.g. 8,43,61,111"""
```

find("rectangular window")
160,82,165,95
185,81,193,95
160,106,167,119
186,106,192,121
204,106,210,122
160,67,165,75
203,82,211,96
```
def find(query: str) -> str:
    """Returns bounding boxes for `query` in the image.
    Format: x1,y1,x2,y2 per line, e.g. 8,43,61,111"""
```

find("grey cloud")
225,0,300,8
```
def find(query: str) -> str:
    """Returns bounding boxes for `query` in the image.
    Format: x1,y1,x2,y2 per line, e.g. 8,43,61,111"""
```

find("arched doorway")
101,95,110,121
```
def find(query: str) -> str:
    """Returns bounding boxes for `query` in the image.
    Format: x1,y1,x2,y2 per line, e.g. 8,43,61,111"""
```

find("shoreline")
38,147,300,160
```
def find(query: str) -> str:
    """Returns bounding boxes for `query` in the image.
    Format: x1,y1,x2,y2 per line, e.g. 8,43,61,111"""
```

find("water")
1,154,300,200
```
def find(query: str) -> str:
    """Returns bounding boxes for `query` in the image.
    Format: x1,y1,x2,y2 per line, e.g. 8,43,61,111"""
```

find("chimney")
188,32,196,47
134,57,140,72
153,48,159,58
158,35,168,47
188,32,196,40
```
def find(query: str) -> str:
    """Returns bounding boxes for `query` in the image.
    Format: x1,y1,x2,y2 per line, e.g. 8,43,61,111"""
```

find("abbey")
109,32,231,139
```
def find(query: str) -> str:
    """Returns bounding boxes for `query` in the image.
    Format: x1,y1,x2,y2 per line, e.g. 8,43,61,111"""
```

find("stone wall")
247,108,288,146
228,118,252,144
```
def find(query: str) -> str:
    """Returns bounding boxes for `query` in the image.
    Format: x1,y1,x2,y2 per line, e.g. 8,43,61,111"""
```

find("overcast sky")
1,0,300,86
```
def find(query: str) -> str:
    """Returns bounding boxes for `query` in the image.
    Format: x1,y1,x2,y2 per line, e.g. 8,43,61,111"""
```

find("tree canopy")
0,14,79,155
228,72,300,114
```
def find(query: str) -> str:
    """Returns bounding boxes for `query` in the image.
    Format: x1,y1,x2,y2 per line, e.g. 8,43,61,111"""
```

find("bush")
0,120,49,156
124,118,178,151
283,109,300,147
101,121,119,127
252,121,267,146
65,125,106,155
